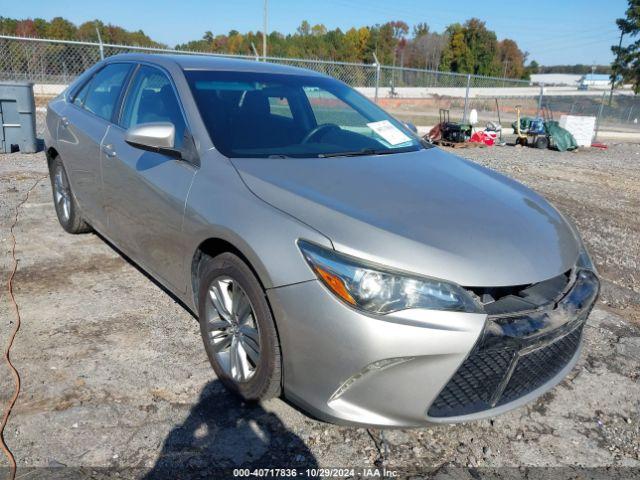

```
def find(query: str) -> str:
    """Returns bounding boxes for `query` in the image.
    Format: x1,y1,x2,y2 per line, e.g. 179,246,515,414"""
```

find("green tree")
47,17,77,39
439,19,509,76
412,22,429,38
613,0,640,92
0,16,19,35
440,23,472,73
463,18,499,75
297,21,311,36
524,60,540,78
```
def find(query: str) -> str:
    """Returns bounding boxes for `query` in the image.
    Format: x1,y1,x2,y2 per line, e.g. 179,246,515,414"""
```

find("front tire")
49,156,91,234
197,252,282,401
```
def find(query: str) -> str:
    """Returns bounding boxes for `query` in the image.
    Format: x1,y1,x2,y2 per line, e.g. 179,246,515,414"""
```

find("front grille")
428,347,514,417
498,326,583,406
428,323,584,418
427,269,599,419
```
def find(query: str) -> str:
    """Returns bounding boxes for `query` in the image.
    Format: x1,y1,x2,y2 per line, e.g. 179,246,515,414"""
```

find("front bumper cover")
267,269,599,427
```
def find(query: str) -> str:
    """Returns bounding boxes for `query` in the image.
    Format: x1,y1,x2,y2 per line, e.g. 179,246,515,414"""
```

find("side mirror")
404,122,418,134
125,122,181,158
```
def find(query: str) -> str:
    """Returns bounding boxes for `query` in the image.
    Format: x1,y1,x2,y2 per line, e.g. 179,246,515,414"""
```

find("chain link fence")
1,34,637,141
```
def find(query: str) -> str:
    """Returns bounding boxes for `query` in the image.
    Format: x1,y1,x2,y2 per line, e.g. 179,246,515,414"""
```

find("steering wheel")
300,123,340,144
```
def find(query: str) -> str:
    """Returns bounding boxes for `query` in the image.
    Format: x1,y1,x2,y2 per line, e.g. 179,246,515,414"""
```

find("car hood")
231,148,579,287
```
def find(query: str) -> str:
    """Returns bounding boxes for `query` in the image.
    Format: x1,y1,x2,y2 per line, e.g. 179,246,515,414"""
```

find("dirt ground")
1,143,639,479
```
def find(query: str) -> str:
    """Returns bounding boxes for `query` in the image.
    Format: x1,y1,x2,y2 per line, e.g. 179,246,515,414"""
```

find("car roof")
105,53,327,77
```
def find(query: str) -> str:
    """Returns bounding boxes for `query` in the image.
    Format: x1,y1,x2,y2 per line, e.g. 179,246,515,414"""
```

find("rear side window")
120,65,186,148
82,63,132,121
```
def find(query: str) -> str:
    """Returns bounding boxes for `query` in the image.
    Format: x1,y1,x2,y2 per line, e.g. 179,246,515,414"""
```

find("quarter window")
81,63,132,121
121,66,186,149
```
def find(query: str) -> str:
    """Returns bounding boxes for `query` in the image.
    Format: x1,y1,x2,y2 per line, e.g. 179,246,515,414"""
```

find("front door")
101,65,196,293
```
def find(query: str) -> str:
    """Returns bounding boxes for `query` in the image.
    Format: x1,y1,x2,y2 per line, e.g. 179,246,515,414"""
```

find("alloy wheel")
53,165,71,223
204,276,261,382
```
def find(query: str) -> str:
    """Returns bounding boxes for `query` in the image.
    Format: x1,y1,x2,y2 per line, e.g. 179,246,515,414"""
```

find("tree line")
0,16,163,48
178,19,532,78
0,15,532,78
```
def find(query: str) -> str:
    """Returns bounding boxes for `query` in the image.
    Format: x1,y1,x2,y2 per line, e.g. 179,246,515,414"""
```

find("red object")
470,130,497,146
591,142,608,149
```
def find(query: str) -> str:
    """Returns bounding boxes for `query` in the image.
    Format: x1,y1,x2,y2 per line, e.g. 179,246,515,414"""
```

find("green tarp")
545,120,578,152
511,117,578,152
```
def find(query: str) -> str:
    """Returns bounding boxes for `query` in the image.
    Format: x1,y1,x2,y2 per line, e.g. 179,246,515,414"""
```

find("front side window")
121,65,186,149
72,79,92,107
82,63,132,121
185,70,423,158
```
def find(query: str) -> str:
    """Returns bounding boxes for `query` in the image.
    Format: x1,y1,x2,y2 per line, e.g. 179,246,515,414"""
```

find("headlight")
298,240,481,314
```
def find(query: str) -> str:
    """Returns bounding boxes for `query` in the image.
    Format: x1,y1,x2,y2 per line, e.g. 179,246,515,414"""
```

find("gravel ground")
1,143,639,479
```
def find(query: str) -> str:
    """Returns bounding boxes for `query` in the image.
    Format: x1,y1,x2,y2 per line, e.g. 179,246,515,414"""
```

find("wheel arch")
45,146,60,167
190,235,272,311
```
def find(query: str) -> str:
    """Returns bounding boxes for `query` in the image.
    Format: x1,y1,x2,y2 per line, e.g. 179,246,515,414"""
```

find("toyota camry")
44,54,599,427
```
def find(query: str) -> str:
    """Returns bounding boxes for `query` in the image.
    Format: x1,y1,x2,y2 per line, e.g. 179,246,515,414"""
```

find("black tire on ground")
534,136,549,149
197,252,282,401
516,136,528,147
48,155,92,234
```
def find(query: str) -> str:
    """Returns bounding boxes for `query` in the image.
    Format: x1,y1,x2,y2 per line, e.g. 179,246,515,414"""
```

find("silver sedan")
44,54,599,427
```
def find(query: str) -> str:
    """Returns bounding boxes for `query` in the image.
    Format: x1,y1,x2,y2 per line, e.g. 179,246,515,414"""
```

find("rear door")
102,64,196,292
56,63,132,229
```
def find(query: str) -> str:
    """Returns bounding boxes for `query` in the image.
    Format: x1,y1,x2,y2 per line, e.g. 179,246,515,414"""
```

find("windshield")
184,69,424,158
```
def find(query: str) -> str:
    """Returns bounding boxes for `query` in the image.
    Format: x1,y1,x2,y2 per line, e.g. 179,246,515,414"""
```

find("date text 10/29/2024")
233,468,399,477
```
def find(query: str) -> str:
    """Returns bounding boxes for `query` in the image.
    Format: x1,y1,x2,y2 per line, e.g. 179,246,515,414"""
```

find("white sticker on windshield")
366,120,412,146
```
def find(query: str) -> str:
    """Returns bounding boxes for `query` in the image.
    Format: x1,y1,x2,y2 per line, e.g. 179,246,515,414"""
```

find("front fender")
181,151,332,311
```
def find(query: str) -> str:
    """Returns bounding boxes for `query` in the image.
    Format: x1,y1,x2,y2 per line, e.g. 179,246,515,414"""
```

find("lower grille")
428,324,584,418
428,347,514,417
498,327,582,406
428,269,599,419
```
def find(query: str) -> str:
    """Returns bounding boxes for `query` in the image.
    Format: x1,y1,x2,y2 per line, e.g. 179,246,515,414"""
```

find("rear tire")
197,252,282,401
48,155,92,234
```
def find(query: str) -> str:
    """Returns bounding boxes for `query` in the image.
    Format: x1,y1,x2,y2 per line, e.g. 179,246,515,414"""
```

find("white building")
579,73,617,89
529,74,582,86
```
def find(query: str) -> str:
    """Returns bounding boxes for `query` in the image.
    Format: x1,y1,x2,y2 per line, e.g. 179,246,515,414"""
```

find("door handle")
60,117,70,128
102,144,117,158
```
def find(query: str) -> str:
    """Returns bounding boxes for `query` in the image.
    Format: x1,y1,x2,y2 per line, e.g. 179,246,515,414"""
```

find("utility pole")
95,25,104,60
250,42,260,61
502,59,509,87
609,30,625,106
262,0,268,60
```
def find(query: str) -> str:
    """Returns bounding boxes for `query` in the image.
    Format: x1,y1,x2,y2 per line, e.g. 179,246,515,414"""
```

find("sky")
1,0,631,65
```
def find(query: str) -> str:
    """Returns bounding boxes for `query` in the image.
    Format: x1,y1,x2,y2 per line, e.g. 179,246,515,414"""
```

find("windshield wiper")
318,147,419,158
318,148,397,158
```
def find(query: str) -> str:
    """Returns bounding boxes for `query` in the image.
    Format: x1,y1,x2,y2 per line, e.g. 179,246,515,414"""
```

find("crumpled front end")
427,269,600,421
269,267,599,427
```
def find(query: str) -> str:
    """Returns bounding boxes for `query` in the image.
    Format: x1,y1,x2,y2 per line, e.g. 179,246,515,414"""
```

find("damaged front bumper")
427,269,600,421
268,269,599,427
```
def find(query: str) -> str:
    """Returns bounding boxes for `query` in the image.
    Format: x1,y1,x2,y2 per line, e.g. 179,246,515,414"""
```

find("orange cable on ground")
1,176,46,480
